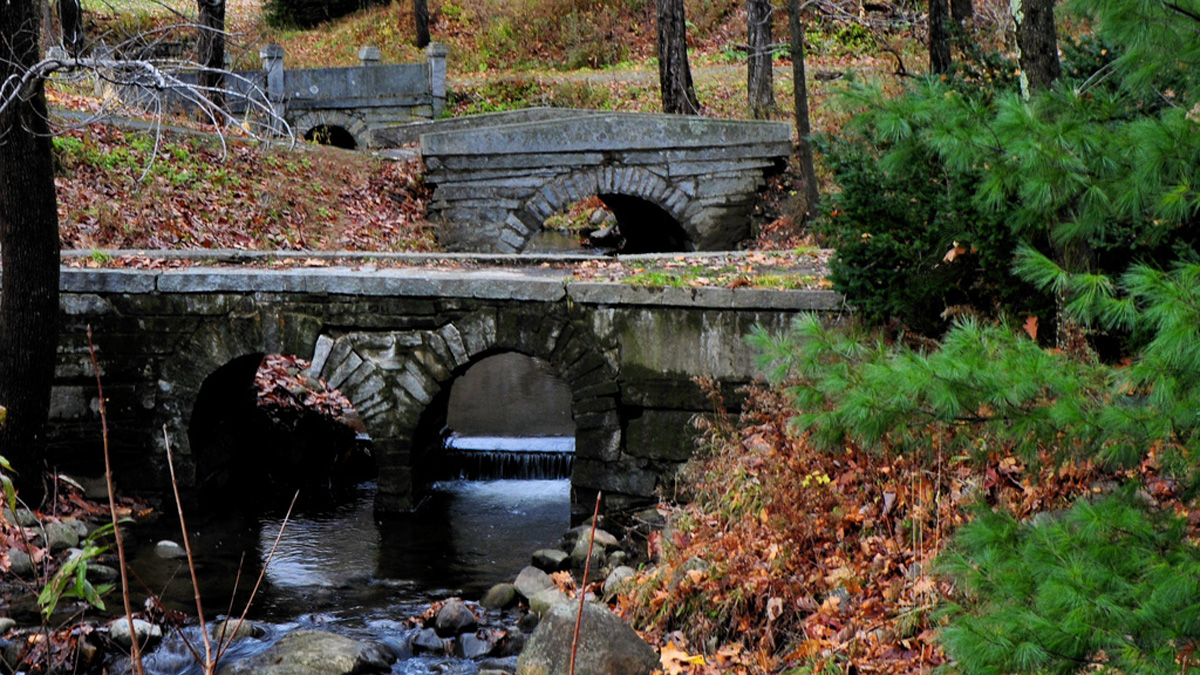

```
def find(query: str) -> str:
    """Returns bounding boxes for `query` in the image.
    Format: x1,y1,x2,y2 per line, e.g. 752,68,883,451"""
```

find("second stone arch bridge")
411,109,793,254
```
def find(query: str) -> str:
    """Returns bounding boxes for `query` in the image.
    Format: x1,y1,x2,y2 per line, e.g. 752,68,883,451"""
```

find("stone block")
572,458,657,498
576,427,621,462
625,410,699,462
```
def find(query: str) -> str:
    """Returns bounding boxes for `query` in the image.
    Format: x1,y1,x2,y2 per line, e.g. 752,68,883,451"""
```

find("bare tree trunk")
656,0,699,114
929,0,952,74
787,0,819,216
0,0,61,500
746,0,775,119
197,0,227,110
951,0,974,22
414,0,430,48
1012,0,1059,96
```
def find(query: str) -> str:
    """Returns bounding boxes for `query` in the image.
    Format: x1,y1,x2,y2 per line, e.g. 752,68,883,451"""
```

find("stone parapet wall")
44,266,843,512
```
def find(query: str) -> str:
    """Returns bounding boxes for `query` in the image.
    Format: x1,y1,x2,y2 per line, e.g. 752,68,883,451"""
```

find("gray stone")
516,602,658,675
154,540,187,559
607,550,628,567
517,611,540,633
211,619,266,642
217,630,395,675
63,518,90,538
43,522,79,553
481,583,518,610
108,618,163,650
454,632,493,659
435,599,479,637
85,563,119,583
411,627,446,654
2,508,38,527
479,655,520,674
563,525,620,548
531,549,568,573
569,537,606,571
0,618,14,634
514,566,554,600
603,566,636,598
6,548,34,577
528,588,570,616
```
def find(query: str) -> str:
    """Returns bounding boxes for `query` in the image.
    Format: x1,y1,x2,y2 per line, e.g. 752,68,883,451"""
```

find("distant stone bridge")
402,109,793,254
110,43,448,149
43,262,840,513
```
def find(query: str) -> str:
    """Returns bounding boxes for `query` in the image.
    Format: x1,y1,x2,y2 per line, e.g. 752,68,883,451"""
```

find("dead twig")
87,325,144,675
570,491,602,675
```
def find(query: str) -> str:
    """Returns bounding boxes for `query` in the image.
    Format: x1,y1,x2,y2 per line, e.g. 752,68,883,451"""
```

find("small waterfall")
438,435,574,481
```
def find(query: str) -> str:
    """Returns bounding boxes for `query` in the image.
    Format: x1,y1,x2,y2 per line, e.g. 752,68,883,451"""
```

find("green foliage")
0,454,16,516
812,116,1046,334
938,492,1200,675
815,0,1200,335
38,524,117,618
751,314,1108,462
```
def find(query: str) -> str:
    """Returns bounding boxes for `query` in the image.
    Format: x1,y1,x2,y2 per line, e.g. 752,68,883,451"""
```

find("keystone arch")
291,110,370,149
307,306,622,512
512,167,698,253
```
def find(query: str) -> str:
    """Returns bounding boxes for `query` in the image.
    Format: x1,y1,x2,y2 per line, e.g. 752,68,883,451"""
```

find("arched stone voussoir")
290,109,370,148
513,166,696,251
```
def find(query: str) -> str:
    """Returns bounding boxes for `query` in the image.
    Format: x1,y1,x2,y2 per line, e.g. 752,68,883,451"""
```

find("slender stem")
88,326,143,674
570,491,602,675
163,424,213,671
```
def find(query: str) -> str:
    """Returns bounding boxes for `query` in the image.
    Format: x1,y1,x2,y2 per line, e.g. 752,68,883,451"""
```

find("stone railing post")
260,44,286,134
425,42,448,118
358,45,382,66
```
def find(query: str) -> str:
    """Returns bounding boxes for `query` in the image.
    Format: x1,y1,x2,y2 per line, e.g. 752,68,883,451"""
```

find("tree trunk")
0,0,62,500
746,0,775,119
656,0,700,114
951,0,974,22
1012,0,1059,96
197,0,227,110
414,0,430,48
929,0,952,74
787,0,819,216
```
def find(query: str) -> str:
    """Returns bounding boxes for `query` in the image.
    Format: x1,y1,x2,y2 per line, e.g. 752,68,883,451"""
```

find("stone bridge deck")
47,261,842,512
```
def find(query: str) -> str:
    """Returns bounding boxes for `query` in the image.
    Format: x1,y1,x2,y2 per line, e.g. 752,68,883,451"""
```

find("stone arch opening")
517,167,697,254
291,110,369,149
411,350,575,484
304,124,358,149
187,352,374,507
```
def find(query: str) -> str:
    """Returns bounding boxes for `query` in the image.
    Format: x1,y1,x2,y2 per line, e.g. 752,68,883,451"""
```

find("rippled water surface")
131,476,571,674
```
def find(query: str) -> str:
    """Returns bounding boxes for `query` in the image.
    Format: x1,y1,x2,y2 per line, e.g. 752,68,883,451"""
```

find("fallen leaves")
55,123,435,254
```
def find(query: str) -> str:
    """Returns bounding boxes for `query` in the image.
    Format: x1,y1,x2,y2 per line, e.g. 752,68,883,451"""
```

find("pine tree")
753,0,1200,668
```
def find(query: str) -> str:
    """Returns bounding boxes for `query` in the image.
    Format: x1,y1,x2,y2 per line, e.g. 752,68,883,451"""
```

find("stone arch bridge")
409,109,793,254
45,264,839,512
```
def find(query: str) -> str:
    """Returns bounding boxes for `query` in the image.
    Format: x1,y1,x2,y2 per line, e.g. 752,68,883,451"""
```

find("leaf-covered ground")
52,121,434,253
613,382,1190,674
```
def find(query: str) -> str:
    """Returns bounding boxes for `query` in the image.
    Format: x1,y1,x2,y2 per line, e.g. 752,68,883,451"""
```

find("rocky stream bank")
1,494,668,675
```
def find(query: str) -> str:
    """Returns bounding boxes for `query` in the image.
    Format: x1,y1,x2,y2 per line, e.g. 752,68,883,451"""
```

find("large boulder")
516,602,658,675
514,566,554,600
217,630,395,675
435,599,479,637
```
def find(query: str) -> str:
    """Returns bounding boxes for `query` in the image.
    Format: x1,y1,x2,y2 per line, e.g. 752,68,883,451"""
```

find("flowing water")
129,441,572,675
123,353,582,673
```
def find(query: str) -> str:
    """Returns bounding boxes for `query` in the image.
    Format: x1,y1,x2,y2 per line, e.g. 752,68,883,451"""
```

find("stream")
129,474,570,674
